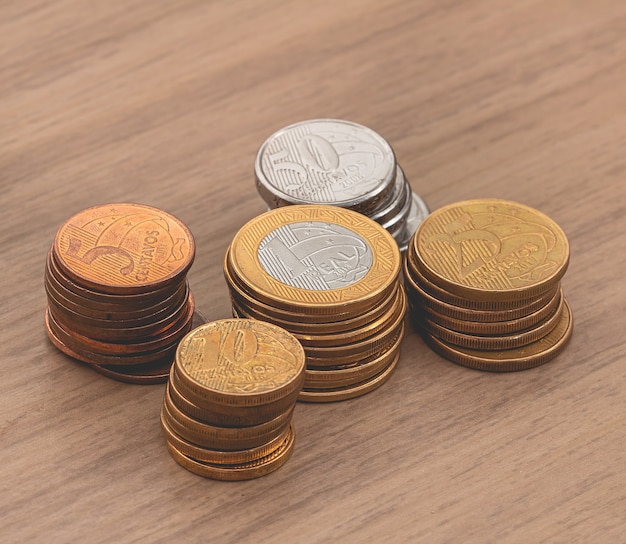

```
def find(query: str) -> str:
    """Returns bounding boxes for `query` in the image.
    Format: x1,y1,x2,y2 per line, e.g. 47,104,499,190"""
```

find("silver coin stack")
254,119,429,252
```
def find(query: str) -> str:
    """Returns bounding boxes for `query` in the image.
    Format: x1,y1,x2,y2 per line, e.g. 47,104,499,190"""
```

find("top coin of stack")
404,199,573,371
224,204,405,401
254,119,429,251
44,203,196,383
162,319,304,480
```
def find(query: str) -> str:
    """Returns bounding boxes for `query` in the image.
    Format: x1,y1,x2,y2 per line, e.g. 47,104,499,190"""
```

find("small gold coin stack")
44,203,196,384
223,205,405,401
161,319,305,480
404,199,573,371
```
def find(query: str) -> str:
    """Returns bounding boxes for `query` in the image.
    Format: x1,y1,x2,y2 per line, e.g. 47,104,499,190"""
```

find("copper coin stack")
224,205,406,402
44,203,196,384
404,199,573,371
161,319,305,480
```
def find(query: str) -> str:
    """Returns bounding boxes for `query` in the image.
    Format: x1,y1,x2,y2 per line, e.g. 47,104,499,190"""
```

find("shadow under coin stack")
404,199,573,371
44,203,196,384
224,205,405,401
255,119,430,251
162,319,305,480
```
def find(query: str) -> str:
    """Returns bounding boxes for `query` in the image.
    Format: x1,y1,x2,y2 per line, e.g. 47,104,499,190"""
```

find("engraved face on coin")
176,319,305,400
255,119,396,211
257,221,373,290
53,203,195,294
413,199,569,301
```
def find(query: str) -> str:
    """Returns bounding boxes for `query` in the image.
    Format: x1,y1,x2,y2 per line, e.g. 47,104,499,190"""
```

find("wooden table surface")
2,1,625,542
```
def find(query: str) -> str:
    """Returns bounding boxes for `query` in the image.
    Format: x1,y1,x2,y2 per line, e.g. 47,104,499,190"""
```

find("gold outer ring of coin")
403,256,560,322
228,205,401,316
161,411,293,465
411,199,569,302
53,202,196,295
298,350,400,402
416,292,564,350
418,288,563,335
304,329,403,388
305,323,405,368
422,299,573,371
224,247,397,325
174,319,306,408
302,291,406,359
45,308,184,367
166,376,295,436
405,244,556,310
163,383,294,450
165,425,295,481
47,250,185,309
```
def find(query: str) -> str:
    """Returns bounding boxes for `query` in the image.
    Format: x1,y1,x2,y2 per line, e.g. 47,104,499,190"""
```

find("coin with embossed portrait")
53,202,195,294
255,119,397,214
228,205,401,316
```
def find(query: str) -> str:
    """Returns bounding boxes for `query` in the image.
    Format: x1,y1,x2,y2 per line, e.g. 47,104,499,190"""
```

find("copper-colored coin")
53,203,195,294
165,425,295,481
423,299,573,371
404,256,560,323
411,199,569,302
228,205,400,316
90,359,174,384
304,328,403,388
161,410,293,465
417,292,563,350
299,350,400,402
419,288,563,335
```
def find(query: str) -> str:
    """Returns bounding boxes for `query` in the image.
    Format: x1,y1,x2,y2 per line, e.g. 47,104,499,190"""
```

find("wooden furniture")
2,2,624,541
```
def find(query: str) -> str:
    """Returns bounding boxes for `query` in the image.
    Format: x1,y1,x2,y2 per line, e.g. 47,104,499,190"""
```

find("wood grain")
1,1,624,542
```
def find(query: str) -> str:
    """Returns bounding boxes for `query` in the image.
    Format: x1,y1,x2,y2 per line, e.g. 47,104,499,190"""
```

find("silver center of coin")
256,120,395,206
257,221,373,290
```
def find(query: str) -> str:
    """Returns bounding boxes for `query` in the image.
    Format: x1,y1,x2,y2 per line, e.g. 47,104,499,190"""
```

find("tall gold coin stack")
404,199,573,371
161,319,305,480
223,205,405,402
44,203,196,384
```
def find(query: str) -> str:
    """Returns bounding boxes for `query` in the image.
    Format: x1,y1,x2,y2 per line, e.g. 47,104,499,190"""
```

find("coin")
411,199,569,302
228,205,401,316
255,119,397,214
422,300,573,371
53,203,195,295
165,425,295,481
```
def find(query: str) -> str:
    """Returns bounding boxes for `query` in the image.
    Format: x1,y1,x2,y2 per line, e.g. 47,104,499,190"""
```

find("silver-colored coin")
255,119,396,214
391,192,430,252
257,221,373,290
369,166,410,225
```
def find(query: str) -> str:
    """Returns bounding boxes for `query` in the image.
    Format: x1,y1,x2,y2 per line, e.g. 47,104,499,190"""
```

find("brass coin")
165,425,295,481
53,202,195,294
228,205,400,316
419,288,563,335
417,292,564,350
423,299,573,371
298,351,400,402
160,411,293,465
404,256,559,322
411,199,569,302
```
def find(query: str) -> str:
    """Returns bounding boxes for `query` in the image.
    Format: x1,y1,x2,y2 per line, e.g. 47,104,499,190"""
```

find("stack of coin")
254,119,429,251
404,199,573,371
224,205,405,401
44,203,196,384
161,319,305,480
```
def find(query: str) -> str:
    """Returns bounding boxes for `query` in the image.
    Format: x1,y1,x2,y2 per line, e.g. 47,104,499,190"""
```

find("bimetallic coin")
255,119,396,214
229,205,400,315
422,300,573,371
412,199,569,302
53,202,195,294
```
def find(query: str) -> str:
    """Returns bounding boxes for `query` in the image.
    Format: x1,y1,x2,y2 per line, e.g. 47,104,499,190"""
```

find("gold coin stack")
161,319,305,480
404,199,573,371
44,203,196,384
223,205,405,402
